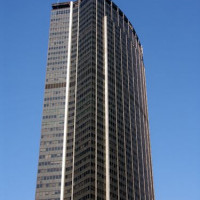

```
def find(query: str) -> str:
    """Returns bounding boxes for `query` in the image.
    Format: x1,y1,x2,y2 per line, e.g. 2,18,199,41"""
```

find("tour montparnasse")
36,0,155,200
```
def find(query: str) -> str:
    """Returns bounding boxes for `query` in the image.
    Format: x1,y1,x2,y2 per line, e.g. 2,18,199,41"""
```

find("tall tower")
36,1,154,200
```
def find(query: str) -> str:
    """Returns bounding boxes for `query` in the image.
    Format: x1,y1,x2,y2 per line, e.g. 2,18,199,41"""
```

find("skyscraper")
36,0,154,200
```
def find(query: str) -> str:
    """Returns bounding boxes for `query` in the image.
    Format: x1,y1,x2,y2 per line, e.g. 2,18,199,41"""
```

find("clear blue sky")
1,0,200,199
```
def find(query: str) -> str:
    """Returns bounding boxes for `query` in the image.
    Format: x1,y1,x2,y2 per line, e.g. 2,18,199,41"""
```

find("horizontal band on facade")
52,1,79,10
45,82,66,89
52,2,70,9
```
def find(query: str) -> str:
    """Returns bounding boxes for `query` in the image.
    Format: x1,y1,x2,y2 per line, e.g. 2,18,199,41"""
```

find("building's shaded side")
73,0,97,199
104,1,154,199
35,0,154,200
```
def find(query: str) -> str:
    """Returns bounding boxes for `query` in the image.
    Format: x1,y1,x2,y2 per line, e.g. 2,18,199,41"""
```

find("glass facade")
36,1,154,200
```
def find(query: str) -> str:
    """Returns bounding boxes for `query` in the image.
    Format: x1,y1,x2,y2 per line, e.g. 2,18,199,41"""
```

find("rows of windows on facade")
36,0,155,200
